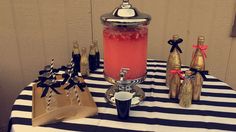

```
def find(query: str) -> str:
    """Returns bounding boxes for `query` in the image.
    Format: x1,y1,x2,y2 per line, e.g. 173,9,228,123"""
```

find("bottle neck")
81,49,87,56
73,48,80,54
89,47,96,55
94,44,99,52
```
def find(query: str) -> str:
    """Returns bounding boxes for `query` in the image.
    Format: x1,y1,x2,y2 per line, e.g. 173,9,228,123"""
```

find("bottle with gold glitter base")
166,35,183,88
169,67,183,99
179,70,193,108
190,36,208,101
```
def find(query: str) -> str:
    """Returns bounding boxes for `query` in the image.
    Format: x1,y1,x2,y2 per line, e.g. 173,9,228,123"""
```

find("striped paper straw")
71,58,80,103
66,58,74,97
74,86,80,103
47,58,54,112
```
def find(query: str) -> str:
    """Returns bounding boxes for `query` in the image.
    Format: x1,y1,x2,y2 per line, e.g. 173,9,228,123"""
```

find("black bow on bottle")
168,38,183,53
37,79,61,98
190,68,209,80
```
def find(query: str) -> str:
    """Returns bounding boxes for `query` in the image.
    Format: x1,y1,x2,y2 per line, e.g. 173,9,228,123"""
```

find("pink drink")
103,26,148,80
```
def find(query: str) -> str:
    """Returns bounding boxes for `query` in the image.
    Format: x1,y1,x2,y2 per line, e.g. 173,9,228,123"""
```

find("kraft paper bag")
32,76,98,126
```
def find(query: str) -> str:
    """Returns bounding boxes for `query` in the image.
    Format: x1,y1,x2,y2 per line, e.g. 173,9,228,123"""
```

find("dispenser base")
105,85,145,107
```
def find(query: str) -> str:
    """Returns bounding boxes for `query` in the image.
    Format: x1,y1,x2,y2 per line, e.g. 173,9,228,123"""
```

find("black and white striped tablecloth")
9,60,236,132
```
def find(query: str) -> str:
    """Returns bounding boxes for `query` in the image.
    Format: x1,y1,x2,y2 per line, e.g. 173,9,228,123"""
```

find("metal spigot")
116,68,131,91
119,68,129,81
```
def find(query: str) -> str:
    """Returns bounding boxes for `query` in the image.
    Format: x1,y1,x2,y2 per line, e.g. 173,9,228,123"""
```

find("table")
9,60,236,132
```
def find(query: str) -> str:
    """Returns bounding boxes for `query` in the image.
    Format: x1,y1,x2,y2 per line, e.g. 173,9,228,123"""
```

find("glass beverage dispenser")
101,0,151,106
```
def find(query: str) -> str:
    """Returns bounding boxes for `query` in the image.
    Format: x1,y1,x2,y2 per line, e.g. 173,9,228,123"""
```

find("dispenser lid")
101,0,151,26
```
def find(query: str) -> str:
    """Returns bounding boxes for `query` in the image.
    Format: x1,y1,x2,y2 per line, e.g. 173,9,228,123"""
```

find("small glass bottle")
72,41,81,74
80,47,90,76
179,70,193,108
93,40,100,69
89,44,97,72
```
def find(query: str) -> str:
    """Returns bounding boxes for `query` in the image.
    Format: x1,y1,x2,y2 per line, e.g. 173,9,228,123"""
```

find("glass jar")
101,0,151,81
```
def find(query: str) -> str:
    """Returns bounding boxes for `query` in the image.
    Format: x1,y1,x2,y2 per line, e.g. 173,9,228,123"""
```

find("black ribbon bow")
190,68,209,80
168,38,183,53
60,65,78,77
61,73,70,85
37,80,61,98
60,64,86,91
60,65,72,72
38,73,55,83
39,68,59,75
64,77,86,92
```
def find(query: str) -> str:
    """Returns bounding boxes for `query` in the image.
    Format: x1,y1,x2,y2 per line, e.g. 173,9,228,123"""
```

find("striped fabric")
9,60,236,132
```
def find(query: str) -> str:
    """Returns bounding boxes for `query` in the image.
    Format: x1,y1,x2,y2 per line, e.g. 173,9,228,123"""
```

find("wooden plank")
183,0,216,66
92,0,124,57
141,0,170,59
0,0,24,127
226,39,236,90
12,0,46,84
162,0,192,61
64,0,92,55
206,0,235,81
38,0,69,67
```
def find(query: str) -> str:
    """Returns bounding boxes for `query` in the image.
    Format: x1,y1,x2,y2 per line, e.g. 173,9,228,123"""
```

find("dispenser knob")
119,68,130,81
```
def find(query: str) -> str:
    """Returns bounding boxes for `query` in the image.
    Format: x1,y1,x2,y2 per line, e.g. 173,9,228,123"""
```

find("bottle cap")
93,41,99,52
73,41,80,54
81,47,87,54
173,35,179,41
89,44,96,55
198,36,205,45
73,41,79,48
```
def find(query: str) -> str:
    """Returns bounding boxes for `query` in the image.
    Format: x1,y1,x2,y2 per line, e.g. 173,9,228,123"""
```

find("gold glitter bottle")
80,47,90,76
166,35,183,88
190,36,207,101
169,66,182,99
179,70,193,108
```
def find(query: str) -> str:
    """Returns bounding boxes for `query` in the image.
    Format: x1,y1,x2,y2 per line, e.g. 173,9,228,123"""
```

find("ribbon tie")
60,65,78,78
37,80,61,98
193,45,208,59
61,69,86,92
39,68,59,75
64,76,86,92
170,70,184,79
168,38,183,53
190,68,209,80
60,65,73,72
